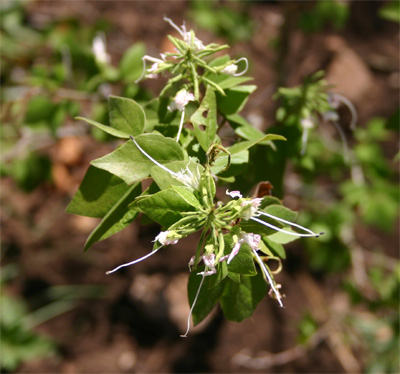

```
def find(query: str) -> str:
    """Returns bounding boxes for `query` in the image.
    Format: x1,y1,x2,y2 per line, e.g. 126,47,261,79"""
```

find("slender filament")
176,108,185,142
181,272,206,337
106,247,162,274
256,211,321,237
252,249,283,308
250,216,321,238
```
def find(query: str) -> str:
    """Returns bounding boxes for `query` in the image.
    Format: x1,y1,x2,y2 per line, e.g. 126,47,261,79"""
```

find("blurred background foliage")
1,0,399,373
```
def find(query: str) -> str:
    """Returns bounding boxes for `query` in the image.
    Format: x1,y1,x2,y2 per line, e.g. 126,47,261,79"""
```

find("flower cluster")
77,17,331,338
105,137,323,335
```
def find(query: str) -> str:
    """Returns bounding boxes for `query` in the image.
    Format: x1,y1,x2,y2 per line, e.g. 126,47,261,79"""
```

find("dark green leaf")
262,237,286,259
188,268,224,326
84,182,142,251
217,85,256,115
219,271,267,322
207,261,228,289
66,166,130,218
226,242,257,276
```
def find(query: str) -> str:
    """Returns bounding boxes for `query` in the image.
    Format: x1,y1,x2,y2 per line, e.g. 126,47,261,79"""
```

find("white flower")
241,198,262,220
241,232,261,250
92,33,111,64
222,64,238,75
175,164,201,190
300,117,315,130
135,55,166,83
221,58,249,76
196,253,217,276
168,89,195,112
146,62,160,79
164,16,205,51
221,57,249,76
224,232,261,264
154,231,179,246
226,189,243,199
323,111,339,122
168,89,195,142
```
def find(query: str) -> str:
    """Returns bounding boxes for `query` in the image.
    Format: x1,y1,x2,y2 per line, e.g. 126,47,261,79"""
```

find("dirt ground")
1,1,399,373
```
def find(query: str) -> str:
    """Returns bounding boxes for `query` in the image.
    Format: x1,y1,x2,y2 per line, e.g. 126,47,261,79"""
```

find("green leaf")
1,323,54,371
190,86,217,151
211,150,248,176
188,268,224,326
219,271,267,322
109,96,145,136
66,166,130,218
264,205,297,222
262,237,286,259
131,188,195,227
246,204,299,243
240,204,296,237
267,228,301,244
379,1,400,23
215,76,253,90
207,261,228,289
206,71,253,89
91,133,185,184
226,243,257,276
226,113,277,145
217,85,256,115
227,272,241,283
171,186,203,210
209,55,231,67
119,43,146,82
84,182,142,251
259,196,283,209
76,117,130,139
227,134,286,154
150,160,204,191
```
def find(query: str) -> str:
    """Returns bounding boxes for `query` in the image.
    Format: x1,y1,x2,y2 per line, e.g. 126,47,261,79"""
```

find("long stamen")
135,57,147,84
130,136,191,187
163,16,185,37
252,249,283,308
250,216,322,238
135,56,164,84
106,246,162,274
256,211,321,236
176,108,185,142
233,57,249,77
181,272,206,337
331,93,358,130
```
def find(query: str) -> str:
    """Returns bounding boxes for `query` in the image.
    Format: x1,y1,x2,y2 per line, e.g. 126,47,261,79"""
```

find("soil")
1,1,399,373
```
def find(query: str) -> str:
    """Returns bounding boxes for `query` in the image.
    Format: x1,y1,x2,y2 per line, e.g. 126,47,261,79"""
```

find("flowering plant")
67,18,322,336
